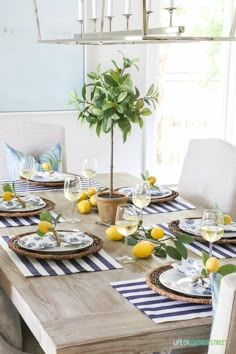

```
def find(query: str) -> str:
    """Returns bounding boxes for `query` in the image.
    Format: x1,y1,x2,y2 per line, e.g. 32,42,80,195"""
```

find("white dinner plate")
179,218,236,239
0,196,46,213
18,231,94,253
30,172,75,183
119,186,172,199
159,267,211,297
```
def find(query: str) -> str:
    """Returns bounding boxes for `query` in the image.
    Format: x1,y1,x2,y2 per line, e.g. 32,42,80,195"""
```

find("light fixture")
33,0,236,45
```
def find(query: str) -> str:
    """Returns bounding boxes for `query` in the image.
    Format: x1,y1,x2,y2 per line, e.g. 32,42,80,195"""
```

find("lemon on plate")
132,241,154,258
147,176,156,185
224,214,232,225
2,191,14,201
38,221,52,234
205,257,220,273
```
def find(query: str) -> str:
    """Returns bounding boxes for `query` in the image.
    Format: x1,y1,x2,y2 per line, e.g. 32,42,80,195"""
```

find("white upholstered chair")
0,121,67,179
208,273,236,354
177,139,236,219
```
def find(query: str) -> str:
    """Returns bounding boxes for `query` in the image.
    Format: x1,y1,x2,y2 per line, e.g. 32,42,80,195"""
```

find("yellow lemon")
41,162,52,171
151,226,165,239
38,221,52,234
87,187,97,197
147,176,156,185
105,225,124,241
2,191,14,201
205,257,220,273
90,195,97,207
77,200,91,214
132,241,154,259
78,191,88,201
224,214,232,225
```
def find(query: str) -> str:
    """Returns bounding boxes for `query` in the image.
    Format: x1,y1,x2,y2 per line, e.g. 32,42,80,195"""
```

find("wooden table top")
0,173,215,354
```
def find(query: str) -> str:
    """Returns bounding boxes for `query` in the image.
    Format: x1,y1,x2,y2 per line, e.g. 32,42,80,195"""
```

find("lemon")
78,191,88,201
105,225,124,241
87,187,97,197
151,226,165,239
147,176,156,185
38,221,52,234
41,162,52,171
224,214,232,225
132,241,154,259
205,257,220,273
90,195,97,207
2,191,14,201
77,200,91,214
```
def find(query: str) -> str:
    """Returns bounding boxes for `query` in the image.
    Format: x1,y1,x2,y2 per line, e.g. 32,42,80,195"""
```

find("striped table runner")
111,278,212,324
159,223,236,259
0,236,122,277
0,211,63,228
140,197,196,215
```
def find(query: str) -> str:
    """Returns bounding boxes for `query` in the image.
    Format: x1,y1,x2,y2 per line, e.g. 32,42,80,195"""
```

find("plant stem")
110,125,114,197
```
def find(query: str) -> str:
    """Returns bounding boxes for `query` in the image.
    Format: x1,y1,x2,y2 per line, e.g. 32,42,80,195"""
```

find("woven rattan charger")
20,173,82,188
128,190,178,204
146,264,212,305
0,197,55,218
169,219,236,245
8,231,103,260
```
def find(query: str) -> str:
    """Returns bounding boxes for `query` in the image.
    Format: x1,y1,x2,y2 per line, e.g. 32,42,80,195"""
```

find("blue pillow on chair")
4,143,62,179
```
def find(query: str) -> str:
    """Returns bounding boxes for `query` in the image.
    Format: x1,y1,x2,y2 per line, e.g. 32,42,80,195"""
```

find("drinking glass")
64,176,82,223
132,183,151,224
19,156,36,195
115,204,139,263
82,157,97,188
200,209,224,257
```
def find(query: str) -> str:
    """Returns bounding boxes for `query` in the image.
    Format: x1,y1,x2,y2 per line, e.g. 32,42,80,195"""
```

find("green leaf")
103,73,118,87
87,72,98,80
140,108,152,116
82,84,86,100
102,117,112,133
217,264,236,276
201,268,208,277
176,234,194,244
127,236,139,246
96,123,102,137
146,84,154,96
166,246,182,260
102,103,114,111
117,92,127,103
2,183,13,192
202,251,209,265
54,213,62,225
154,248,167,258
39,211,52,223
37,230,46,237
173,240,188,259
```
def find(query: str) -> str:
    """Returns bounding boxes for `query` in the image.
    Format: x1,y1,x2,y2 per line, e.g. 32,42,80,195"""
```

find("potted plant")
69,53,159,223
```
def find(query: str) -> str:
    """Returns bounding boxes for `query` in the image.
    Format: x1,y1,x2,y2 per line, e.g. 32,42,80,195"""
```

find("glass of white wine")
82,157,97,188
132,183,151,224
115,204,139,264
200,209,224,257
64,176,82,223
19,156,36,195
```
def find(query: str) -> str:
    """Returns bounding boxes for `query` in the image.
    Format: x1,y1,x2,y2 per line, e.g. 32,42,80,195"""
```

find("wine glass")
115,204,139,263
19,156,36,195
132,183,151,224
64,176,82,223
82,157,97,188
200,209,224,257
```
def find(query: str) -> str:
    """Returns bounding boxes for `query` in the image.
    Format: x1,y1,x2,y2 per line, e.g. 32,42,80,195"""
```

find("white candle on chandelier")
92,0,97,19
107,0,113,17
77,0,84,21
169,0,174,7
146,0,152,13
124,0,131,15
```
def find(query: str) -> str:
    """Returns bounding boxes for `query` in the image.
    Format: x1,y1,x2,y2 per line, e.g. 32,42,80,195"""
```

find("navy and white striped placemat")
0,236,122,277
0,211,63,228
111,278,212,324
0,178,102,193
159,223,236,259
136,197,195,215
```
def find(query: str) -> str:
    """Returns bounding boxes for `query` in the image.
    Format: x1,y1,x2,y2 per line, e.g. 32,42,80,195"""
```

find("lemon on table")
90,195,97,207
147,176,156,185
151,226,165,239
2,191,14,201
105,225,124,241
78,191,88,201
38,221,52,234
77,200,91,214
205,257,220,273
132,241,154,259
41,162,52,171
87,187,97,197
224,214,232,225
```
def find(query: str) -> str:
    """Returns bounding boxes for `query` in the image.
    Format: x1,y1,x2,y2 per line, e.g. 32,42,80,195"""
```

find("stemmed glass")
82,157,97,188
115,204,139,263
64,176,82,223
200,209,224,257
132,183,151,224
19,156,36,195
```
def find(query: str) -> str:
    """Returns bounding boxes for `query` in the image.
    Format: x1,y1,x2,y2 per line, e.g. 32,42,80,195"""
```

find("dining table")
0,173,233,354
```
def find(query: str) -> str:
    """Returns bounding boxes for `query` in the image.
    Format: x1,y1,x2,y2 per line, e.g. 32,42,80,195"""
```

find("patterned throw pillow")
4,143,62,179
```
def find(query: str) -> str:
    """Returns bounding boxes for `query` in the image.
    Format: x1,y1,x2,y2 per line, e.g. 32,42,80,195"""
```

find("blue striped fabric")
111,278,212,324
0,211,62,228
0,236,122,277
134,197,195,215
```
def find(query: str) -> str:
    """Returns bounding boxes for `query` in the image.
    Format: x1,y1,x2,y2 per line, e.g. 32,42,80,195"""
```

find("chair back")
177,138,236,219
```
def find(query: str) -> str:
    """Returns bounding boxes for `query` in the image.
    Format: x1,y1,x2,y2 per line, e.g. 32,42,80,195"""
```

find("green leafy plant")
69,53,159,197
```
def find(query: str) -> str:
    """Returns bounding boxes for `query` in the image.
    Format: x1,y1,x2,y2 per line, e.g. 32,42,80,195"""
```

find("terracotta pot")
95,191,128,224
